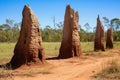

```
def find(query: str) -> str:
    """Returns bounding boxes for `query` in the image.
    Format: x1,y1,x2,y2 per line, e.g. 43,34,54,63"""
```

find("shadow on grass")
0,62,21,70
0,63,11,70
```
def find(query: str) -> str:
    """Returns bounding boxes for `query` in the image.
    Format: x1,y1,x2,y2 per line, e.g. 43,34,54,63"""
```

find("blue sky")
0,0,120,30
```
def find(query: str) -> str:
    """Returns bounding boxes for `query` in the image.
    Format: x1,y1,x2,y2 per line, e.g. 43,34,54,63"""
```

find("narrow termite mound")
58,5,82,59
106,28,113,49
94,15,105,51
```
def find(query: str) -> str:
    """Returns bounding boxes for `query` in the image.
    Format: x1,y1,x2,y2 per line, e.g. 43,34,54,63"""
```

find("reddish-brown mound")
58,5,82,59
94,15,105,51
106,28,113,49
10,5,45,68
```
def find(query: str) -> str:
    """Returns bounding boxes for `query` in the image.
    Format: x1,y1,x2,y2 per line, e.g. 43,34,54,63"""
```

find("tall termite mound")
58,5,82,59
106,28,113,49
10,5,45,68
94,15,105,51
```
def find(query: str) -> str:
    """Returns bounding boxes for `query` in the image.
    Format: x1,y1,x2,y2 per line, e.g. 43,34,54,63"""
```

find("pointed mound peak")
23,5,31,11
24,5,30,8
66,5,71,9
22,5,33,16
22,5,38,23
97,15,100,21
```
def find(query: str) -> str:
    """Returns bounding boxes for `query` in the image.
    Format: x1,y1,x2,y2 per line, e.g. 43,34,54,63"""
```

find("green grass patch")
0,42,120,64
39,69,52,74
113,42,120,49
23,70,35,77
17,69,51,77
0,43,15,64
43,42,60,57
81,42,94,52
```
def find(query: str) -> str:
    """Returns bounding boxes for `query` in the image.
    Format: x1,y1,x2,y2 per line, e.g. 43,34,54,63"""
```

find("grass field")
0,42,120,64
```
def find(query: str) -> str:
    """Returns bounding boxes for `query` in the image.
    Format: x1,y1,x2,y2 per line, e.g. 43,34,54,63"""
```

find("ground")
0,49,120,80
0,42,120,80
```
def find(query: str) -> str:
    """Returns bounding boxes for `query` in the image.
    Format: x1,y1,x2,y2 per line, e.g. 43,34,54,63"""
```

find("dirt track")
5,49,120,80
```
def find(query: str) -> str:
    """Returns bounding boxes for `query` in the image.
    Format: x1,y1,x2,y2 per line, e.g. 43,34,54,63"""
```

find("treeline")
41,25,62,42
0,19,20,42
0,18,120,42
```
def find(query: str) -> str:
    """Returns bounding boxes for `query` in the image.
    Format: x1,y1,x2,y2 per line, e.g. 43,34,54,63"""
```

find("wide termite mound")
9,5,45,69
